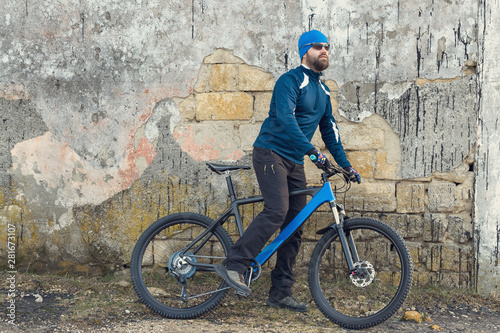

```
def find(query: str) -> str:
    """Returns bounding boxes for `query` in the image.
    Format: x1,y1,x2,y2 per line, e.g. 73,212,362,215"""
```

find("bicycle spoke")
142,226,226,307
131,214,233,318
309,217,412,329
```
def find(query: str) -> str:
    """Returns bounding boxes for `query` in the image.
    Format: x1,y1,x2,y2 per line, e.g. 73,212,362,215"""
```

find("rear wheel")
130,213,233,319
308,217,412,329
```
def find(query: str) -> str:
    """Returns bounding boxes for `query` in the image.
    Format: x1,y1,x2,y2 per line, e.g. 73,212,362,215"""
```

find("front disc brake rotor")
350,261,375,287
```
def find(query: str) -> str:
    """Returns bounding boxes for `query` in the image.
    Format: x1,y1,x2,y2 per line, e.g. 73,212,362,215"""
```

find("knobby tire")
308,217,413,329
130,213,233,319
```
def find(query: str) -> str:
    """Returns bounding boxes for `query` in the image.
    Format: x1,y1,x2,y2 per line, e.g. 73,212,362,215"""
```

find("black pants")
224,147,307,299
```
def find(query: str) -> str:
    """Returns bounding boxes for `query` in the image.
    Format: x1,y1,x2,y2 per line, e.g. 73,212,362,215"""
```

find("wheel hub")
168,250,197,279
350,261,375,287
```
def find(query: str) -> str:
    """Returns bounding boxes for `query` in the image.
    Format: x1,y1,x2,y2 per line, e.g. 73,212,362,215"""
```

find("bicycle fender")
316,224,337,235
316,215,350,234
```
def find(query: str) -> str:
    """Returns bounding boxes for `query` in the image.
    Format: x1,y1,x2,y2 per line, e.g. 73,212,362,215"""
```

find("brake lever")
333,165,361,184
348,172,361,184
337,168,356,185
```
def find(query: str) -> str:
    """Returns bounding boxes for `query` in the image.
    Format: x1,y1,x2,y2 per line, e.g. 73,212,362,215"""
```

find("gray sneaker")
266,295,309,312
214,264,251,296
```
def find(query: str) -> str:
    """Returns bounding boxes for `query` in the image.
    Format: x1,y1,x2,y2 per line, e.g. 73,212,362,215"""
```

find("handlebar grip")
348,172,361,184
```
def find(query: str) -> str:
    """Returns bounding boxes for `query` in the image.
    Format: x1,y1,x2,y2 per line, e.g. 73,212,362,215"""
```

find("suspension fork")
330,201,360,272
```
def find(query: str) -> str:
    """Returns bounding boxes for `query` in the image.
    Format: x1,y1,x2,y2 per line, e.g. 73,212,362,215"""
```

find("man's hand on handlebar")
343,166,361,184
307,149,331,170
307,149,361,184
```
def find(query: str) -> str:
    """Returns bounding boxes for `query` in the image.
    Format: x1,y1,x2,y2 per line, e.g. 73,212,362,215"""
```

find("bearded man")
215,30,361,312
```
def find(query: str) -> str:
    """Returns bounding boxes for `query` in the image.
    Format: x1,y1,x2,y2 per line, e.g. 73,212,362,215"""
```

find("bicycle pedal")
235,290,250,297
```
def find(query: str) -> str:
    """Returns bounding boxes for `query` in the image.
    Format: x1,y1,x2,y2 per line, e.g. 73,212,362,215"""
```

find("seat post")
225,171,237,201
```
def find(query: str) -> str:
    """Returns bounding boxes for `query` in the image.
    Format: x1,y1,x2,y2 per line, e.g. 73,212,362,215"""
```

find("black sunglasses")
300,43,330,51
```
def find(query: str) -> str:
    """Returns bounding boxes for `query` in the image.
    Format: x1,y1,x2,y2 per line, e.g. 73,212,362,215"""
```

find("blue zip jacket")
253,65,350,168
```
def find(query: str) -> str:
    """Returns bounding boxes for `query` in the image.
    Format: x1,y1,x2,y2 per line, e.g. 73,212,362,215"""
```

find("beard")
313,57,329,72
306,52,329,72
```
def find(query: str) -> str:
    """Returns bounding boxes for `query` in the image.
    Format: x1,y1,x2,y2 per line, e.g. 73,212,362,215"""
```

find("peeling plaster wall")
340,78,477,179
475,0,500,296
0,0,496,293
0,97,48,188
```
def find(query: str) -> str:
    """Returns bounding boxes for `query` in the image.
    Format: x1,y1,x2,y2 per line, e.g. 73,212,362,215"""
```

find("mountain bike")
130,162,413,330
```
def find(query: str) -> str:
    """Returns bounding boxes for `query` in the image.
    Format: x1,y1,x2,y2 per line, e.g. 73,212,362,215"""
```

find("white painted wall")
475,0,500,296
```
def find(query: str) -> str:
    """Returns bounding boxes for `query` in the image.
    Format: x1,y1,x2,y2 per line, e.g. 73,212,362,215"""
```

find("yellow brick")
210,64,237,92
337,122,385,150
238,64,274,91
396,183,426,213
253,92,272,121
345,182,396,212
375,151,402,180
195,92,253,120
176,95,196,120
193,63,211,93
346,151,374,178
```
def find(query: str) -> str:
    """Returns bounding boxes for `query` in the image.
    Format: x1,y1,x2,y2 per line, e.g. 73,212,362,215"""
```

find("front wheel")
130,213,233,319
308,217,413,329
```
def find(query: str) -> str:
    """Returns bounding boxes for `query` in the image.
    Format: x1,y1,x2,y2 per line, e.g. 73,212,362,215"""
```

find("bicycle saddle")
206,163,251,174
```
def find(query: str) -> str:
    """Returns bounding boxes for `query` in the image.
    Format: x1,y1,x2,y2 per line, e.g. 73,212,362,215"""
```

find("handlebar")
320,163,361,185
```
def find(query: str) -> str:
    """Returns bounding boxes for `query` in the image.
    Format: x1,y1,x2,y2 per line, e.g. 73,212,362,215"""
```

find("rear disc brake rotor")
168,250,197,279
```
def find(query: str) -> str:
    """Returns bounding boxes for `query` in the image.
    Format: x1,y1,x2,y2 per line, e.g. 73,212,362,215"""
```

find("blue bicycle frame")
254,182,335,265
181,168,356,274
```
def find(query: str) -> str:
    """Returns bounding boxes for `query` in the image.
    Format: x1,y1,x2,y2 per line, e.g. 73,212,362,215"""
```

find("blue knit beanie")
298,30,329,60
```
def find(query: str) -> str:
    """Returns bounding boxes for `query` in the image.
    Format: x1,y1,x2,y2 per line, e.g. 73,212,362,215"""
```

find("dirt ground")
1,269,499,333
